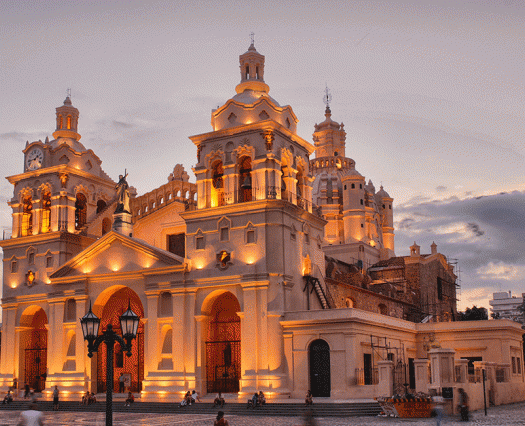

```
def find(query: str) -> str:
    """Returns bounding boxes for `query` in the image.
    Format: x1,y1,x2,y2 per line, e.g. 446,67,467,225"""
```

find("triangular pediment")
50,231,183,279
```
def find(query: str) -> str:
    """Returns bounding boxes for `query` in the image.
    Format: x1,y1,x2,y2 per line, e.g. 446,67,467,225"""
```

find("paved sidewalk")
1,401,523,425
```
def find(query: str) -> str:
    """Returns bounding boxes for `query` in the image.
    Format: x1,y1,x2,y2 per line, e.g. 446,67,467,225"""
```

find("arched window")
22,194,33,236
58,115,63,129
75,193,87,229
41,191,51,233
345,298,354,308
96,200,107,214
212,160,224,206
67,116,71,129
238,156,252,202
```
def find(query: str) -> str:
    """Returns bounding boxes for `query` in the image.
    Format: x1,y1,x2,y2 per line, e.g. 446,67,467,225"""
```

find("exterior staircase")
0,399,382,417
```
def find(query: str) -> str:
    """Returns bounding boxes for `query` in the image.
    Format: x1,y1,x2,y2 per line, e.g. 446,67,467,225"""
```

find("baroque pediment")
50,231,183,279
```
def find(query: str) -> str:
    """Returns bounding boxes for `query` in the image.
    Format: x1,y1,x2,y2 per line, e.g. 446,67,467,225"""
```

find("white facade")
489,291,525,323
0,42,523,404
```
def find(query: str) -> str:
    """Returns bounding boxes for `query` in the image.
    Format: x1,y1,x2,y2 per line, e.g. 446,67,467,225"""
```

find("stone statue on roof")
115,171,131,214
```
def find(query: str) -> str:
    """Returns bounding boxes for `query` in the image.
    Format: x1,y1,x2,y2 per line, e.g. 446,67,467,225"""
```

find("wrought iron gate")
206,340,240,393
97,332,144,393
25,348,47,392
393,361,410,395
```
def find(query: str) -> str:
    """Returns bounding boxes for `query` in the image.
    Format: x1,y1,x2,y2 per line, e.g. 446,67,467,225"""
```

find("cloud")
0,131,43,142
394,190,525,306
476,262,525,282
436,185,447,192
112,120,134,129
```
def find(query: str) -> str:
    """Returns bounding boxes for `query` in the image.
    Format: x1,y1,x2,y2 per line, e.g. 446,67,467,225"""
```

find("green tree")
459,305,488,321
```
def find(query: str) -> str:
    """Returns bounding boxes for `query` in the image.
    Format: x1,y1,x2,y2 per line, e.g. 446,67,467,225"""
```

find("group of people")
179,390,201,407
80,391,97,405
247,391,266,408
213,392,225,408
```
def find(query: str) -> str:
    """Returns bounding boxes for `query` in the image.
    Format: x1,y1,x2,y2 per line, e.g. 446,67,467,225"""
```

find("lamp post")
80,302,140,426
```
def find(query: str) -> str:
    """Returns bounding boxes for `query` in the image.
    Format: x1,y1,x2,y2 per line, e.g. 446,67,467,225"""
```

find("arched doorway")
20,306,47,392
309,339,330,397
205,292,241,393
94,287,144,393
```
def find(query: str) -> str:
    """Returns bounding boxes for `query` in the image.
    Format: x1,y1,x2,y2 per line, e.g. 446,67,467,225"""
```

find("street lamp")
81,301,140,426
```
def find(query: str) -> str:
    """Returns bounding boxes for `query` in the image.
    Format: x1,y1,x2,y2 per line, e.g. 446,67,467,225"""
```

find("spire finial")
250,32,255,46
323,84,332,113
67,88,71,98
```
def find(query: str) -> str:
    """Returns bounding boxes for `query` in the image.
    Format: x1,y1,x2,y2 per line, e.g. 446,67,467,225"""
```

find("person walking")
118,373,125,393
458,388,469,421
432,394,445,426
214,411,229,426
52,386,59,411
302,408,318,426
18,402,44,426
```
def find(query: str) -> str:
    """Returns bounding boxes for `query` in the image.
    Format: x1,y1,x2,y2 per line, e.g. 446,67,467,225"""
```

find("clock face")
26,147,44,171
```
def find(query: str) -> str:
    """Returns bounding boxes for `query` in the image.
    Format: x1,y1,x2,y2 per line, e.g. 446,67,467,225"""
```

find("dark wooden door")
309,339,330,397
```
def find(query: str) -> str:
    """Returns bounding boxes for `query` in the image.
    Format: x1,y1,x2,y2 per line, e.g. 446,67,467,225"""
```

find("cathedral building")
0,42,523,403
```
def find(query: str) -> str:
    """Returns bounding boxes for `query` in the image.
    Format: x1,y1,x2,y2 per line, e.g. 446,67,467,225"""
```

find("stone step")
1,400,382,417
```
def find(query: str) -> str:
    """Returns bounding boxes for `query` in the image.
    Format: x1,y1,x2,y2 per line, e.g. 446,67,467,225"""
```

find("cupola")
52,95,81,141
235,40,270,95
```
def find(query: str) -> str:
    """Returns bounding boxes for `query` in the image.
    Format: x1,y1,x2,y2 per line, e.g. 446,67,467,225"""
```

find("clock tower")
1,94,117,307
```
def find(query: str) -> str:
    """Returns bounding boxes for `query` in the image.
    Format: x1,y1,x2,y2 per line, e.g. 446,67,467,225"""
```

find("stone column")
66,194,76,233
256,285,269,372
0,307,17,390
377,360,394,397
47,301,65,376
76,299,87,376
414,359,430,393
428,348,455,392
282,332,293,394
32,199,42,235
183,290,196,388
50,194,60,232
344,333,359,388
455,358,469,384
194,315,208,394
145,294,159,374
12,205,21,238
239,284,258,392
171,290,185,374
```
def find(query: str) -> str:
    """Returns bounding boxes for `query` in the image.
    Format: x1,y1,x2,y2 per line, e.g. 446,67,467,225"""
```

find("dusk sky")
1,0,524,312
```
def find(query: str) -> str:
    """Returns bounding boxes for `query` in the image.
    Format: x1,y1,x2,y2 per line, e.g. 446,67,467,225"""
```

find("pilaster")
145,294,159,374
47,301,65,376
377,360,394,397
414,358,430,393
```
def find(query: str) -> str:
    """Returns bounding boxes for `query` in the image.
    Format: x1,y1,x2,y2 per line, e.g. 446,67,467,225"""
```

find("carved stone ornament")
59,173,69,188
197,145,202,163
261,130,274,151
26,270,36,287
216,250,232,270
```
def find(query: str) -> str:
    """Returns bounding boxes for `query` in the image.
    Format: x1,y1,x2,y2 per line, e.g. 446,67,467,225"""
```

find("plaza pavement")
1,401,524,425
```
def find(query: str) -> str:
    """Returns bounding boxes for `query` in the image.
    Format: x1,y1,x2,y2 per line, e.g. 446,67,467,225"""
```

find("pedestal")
112,212,133,237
